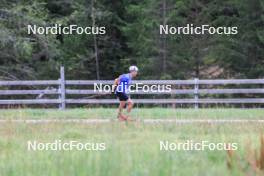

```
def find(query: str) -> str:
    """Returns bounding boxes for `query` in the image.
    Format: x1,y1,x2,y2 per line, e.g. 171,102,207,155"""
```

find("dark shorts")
116,92,129,101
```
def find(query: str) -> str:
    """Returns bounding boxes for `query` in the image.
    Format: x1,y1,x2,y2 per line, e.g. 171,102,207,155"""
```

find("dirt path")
0,119,264,124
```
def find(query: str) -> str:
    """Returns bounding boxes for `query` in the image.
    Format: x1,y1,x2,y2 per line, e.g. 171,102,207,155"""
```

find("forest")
0,0,263,80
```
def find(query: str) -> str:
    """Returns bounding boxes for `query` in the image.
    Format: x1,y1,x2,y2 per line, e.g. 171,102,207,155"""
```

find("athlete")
113,66,138,121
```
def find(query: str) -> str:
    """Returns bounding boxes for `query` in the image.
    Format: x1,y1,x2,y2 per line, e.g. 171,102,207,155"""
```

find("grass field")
1,108,264,119
0,108,264,176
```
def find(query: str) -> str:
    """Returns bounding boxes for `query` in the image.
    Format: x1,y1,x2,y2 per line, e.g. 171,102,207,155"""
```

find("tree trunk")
161,0,167,75
91,0,100,80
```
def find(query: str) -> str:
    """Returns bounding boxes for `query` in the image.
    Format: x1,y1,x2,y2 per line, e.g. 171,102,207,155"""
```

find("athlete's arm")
114,77,119,85
113,77,120,92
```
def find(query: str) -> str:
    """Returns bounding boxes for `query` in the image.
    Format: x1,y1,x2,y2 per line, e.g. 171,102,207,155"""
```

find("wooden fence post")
194,78,199,109
59,66,66,110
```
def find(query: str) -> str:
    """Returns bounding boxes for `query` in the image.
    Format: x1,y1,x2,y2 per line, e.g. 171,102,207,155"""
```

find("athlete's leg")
127,99,134,113
124,99,134,121
118,101,126,120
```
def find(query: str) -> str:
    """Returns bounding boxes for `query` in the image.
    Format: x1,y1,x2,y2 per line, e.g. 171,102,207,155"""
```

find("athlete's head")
129,65,138,78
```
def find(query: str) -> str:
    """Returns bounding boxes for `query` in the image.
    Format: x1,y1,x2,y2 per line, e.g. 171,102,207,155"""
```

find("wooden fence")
0,67,264,109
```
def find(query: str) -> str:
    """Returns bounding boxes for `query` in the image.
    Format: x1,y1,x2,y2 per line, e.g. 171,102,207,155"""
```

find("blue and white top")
115,73,132,94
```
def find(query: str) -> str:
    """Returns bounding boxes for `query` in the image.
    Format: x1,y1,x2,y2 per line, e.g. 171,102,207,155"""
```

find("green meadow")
0,108,264,176
0,108,264,119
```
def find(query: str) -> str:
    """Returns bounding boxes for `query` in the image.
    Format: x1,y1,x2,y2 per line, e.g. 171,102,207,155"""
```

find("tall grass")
227,135,264,175
0,109,263,175
0,108,264,119
0,122,263,176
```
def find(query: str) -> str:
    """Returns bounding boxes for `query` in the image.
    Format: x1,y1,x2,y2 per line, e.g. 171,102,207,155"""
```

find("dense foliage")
0,0,263,80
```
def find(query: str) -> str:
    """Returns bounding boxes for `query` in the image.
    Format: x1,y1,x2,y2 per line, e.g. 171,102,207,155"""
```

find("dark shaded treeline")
0,0,263,80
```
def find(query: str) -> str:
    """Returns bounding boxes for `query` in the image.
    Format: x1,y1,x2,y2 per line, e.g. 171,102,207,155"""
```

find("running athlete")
113,66,138,121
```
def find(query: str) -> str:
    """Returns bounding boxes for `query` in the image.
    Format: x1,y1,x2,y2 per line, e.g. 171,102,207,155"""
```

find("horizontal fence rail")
0,80,60,86
1,99,264,105
65,98,264,104
65,79,264,85
1,89,264,95
2,79,264,86
65,89,264,95
0,89,59,95
0,67,264,109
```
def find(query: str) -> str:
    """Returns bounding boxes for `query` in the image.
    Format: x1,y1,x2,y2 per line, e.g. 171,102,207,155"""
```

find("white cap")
129,65,138,72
